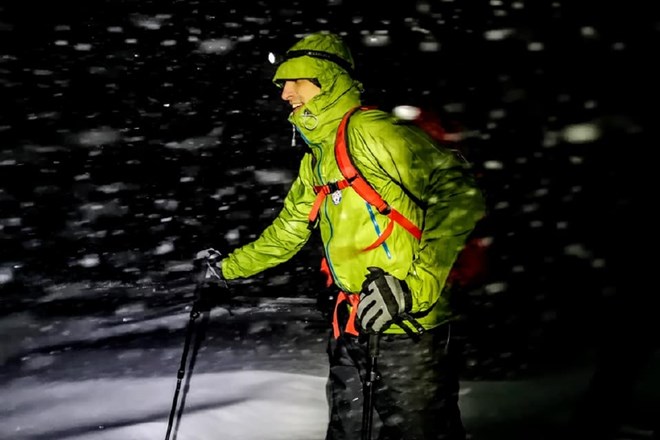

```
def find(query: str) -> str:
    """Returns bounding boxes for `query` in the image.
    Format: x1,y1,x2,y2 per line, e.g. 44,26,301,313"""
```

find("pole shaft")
165,309,199,440
361,333,380,440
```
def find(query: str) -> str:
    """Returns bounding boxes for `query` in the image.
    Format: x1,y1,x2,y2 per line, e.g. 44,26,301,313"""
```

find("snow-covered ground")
3,371,328,440
1,1,656,438
2,283,657,440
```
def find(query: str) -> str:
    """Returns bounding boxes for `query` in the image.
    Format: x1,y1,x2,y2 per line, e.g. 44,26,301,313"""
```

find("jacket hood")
273,32,355,88
272,32,363,143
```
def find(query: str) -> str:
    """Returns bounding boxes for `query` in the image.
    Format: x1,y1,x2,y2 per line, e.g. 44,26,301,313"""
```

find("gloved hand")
193,248,228,311
194,248,226,284
357,267,412,334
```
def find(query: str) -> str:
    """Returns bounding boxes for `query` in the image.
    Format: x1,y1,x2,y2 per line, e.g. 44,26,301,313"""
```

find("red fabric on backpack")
393,106,491,289
447,235,491,289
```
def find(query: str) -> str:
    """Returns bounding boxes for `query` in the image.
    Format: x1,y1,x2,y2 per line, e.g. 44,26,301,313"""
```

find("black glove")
194,248,226,284
357,267,412,334
193,248,228,311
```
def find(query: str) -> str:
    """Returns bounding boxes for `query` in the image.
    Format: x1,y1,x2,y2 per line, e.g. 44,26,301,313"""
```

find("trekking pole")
164,290,205,440
361,333,380,440
360,315,423,440
165,251,221,440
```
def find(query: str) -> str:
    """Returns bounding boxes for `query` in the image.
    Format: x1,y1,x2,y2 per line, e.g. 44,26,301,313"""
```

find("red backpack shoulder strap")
335,106,422,249
334,106,389,213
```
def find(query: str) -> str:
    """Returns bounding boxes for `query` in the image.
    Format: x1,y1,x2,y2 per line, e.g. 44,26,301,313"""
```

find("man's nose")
280,82,294,101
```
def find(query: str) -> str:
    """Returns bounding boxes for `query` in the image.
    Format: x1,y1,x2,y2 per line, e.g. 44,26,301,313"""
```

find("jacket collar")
288,75,362,146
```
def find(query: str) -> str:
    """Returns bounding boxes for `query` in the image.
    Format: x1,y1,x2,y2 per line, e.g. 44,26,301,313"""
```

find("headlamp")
267,51,280,65
267,49,354,76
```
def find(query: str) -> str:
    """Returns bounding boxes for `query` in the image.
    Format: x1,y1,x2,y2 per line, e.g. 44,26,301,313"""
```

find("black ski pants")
324,323,466,440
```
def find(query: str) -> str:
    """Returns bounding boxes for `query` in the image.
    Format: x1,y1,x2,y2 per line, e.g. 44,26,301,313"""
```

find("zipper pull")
291,124,296,147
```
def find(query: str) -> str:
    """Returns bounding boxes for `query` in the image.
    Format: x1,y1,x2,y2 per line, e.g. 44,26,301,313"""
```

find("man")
200,32,485,439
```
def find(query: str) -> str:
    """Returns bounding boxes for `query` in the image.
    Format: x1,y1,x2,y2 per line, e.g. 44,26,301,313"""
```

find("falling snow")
1,1,657,439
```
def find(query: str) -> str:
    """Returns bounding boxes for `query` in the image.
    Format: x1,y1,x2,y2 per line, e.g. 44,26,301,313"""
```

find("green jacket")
221,32,485,333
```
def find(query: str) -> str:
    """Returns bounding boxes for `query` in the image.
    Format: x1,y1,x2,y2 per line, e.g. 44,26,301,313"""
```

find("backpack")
311,105,491,292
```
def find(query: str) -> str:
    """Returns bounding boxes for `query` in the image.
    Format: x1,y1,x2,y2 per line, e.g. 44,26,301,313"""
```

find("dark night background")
1,0,658,438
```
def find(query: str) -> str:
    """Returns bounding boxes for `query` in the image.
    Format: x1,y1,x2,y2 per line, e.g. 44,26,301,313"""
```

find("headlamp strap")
285,49,354,76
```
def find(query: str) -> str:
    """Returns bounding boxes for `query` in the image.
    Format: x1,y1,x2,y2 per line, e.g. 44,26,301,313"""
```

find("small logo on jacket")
331,190,342,205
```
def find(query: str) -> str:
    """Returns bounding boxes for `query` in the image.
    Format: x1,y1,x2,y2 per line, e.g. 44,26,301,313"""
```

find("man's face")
280,79,321,113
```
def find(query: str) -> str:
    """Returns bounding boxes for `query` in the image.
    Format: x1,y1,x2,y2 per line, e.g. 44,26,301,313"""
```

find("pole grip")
368,333,380,358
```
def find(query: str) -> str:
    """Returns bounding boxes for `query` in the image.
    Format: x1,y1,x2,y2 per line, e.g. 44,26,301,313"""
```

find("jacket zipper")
309,142,348,292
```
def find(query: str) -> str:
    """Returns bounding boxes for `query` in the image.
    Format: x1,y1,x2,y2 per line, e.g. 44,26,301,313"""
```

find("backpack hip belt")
331,291,360,338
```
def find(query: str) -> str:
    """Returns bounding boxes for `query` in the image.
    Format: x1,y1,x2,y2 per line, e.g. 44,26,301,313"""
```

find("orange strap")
308,179,351,225
308,106,423,247
387,208,422,240
332,291,360,338
320,257,333,288
362,218,395,252
335,106,423,250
